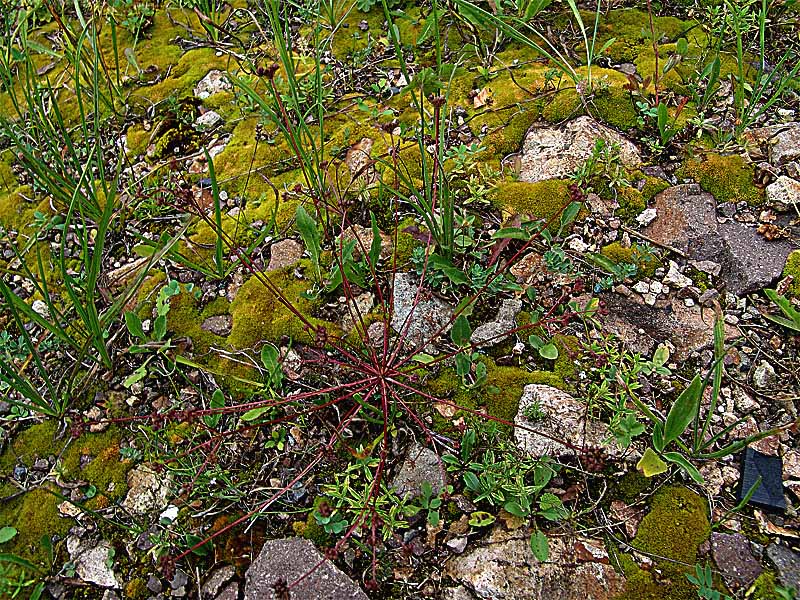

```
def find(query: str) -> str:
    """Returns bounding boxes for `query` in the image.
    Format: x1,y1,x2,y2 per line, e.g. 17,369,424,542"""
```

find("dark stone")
710,532,762,589
766,544,800,591
243,538,368,600
201,315,232,337
739,448,786,512
719,222,794,295
146,575,163,594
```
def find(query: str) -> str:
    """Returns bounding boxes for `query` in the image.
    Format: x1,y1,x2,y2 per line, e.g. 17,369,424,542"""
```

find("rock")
711,532,763,589
719,221,793,295
243,538,368,600
267,239,304,271
766,176,800,206
745,122,800,166
391,442,445,499
636,208,657,226
471,299,523,347
784,450,800,480
444,527,626,600
340,292,374,333
391,272,453,347
201,565,236,599
663,261,693,288
519,116,641,183
121,465,171,515
201,315,232,337
599,293,738,361
446,536,469,554
645,184,727,264
215,582,240,600
147,575,163,594
66,537,119,588
195,110,223,130
753,360,777,389
766,544,800,591
31,299,49,318
515,385,622,459
340,224,393,261
194,70,232,99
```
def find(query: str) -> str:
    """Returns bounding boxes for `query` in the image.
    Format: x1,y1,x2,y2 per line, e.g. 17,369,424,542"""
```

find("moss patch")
601,241,660,278
491,179,571,220
782,250,800,298
677,154,765,206
227,266,334,348
616,485,711,600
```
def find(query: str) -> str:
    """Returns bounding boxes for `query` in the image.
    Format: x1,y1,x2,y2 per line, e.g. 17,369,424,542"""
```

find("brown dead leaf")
435,402,457,418
473,87,492,109
755,509,799,538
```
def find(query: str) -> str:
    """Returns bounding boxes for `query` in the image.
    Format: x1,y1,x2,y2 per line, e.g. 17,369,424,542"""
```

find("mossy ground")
782,251,800,298
616,485,713,600
677,153,765,206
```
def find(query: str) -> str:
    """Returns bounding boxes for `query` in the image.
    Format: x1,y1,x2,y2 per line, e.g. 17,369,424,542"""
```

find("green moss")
782,251,800,298
613,470,651,503
125,122,150,157
615,186,646,223
749,572,784,600
0,486,70,566
491,179,570,220
125,577,150,600
61,427,132,505
228,267,335,348
616,486,711,600
595,9,691,64
640,174,670,203
677,154,765,206
601,241,660,278
540,68,639,131
0,421,63,473
426,336,578,423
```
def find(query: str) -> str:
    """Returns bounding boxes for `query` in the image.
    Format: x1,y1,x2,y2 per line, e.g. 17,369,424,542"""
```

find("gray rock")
194,70,232,99
201,315,232,337
202,565,236,599
753,360,777,389
711,532,763,589
471,299,523,347
645,184,727,265
391,272,453,348
445,528,626,600
147,575,163,594
766,175,800,206
267,239,304,271
719,221,793,295
66,537,119,588
121,465,171,515
519,116,641,183
744,122,800,166
515,385,623,459
766,544,800,591
599,293,738,361
391,442,445,499
243,538,368,600
195,110,223,130
215,582,239,600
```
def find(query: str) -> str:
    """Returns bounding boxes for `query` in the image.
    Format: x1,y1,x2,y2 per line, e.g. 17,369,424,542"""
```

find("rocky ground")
0,1,799,599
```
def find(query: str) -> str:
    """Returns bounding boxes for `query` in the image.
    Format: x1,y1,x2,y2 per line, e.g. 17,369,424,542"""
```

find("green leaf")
295,205,321,276
153,315,167,342
468,511,495,527
123,364,148,389
676,37,689,56
204,389,225,428
663,452,705,484
558,201,582,235
463,471,480,491
368,212,382,267
663,375,703,448
529,529,549,562
491,227,530,240
451,315,472,347
504,501,527,518
652,344,670,367
0,527,17,544
413,353,436,364
539,343,559,360
657,101,669,137
124,311,146,340
241,407,270,422
184,534,212,557
636,447,668,477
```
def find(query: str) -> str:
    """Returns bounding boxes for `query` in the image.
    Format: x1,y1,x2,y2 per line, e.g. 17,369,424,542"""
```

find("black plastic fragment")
738,447,786,512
